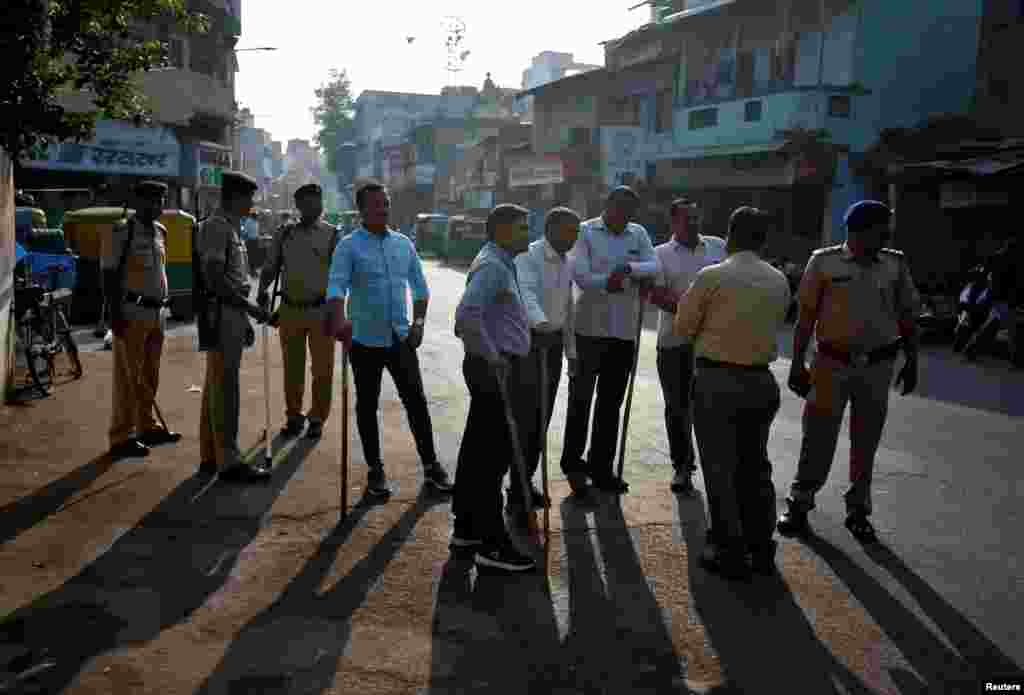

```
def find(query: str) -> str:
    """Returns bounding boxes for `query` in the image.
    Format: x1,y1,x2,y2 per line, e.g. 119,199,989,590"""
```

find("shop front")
181,141,233,219
17,119,182,224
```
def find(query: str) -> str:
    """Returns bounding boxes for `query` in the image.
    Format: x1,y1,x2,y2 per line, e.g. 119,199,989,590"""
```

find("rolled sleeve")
326,236,353,301
455,262,503,362
674,272,710,341
408,245,430,302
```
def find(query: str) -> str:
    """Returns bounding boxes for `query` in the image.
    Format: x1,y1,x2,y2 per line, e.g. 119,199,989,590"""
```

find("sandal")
845,514,878,544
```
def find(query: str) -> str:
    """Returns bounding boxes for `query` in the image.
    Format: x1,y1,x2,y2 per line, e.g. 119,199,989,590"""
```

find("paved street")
2,258,1022,694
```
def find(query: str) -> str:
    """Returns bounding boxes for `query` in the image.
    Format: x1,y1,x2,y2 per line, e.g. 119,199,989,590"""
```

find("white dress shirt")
514,237,577,359
572,216,659,341
654,235,727,348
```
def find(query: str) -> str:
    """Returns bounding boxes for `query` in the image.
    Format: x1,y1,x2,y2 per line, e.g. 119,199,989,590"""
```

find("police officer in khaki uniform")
257,183,339,439
778,201,921,544
102,180,181,460
197,171,273,481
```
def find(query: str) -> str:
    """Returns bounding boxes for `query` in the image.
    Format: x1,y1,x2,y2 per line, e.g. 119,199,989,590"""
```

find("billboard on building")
508,156,564,188
20,120,180,178
601,127,645,189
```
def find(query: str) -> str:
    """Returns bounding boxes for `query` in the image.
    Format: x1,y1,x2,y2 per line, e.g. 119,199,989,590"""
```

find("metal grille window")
688,107,718,130
828,95,852,118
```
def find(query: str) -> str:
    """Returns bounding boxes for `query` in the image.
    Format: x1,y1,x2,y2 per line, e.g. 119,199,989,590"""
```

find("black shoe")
305,420,323,439
700,545,751,582
845,513,878,544
749,540,779,576
593,476,629,494
506,485,548,511
777,508,810,536
366,467,391,498
110,440,149,459
280,420,304,438
424,463,454,493
567,472,590,497
475,540,536,573
670,470,696,494
198,460,218,477
138,428,182,446
219,462,272,483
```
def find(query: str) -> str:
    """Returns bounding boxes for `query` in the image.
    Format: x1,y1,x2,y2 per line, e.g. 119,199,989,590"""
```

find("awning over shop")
891,151,1024,177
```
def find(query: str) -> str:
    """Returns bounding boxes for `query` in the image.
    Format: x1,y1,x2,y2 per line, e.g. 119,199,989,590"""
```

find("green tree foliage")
1,0,209,162
311,68,356,174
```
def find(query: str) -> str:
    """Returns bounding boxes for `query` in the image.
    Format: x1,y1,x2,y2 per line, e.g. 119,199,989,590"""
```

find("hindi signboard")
508,156,564,188
21,119,180,177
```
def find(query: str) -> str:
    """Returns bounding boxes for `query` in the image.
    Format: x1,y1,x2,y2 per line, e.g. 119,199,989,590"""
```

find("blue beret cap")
843,200,891,231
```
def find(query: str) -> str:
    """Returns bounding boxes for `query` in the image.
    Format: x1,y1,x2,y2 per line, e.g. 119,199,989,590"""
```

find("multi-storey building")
17,0,243,220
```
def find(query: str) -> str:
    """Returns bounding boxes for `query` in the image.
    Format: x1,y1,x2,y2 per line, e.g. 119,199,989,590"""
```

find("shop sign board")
21,119,180,177
508,156,564,188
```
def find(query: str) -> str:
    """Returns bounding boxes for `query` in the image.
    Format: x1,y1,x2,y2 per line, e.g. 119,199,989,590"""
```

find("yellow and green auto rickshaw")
445,215,488,264
413,213,449,258
62,207,197,324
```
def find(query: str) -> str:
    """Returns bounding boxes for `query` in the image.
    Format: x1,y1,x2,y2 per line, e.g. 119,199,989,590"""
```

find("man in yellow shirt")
674,207,791,581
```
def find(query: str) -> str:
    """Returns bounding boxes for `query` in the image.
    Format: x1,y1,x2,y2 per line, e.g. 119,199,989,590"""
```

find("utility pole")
441,16,467,89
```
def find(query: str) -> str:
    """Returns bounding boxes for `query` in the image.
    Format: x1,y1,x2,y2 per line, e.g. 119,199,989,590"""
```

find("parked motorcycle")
952,264,993,353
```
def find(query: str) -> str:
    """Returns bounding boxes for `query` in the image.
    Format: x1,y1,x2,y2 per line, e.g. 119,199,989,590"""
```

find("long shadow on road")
0,433,314,694
0,455,116,546
193,487,447,695
676,494,875,695
801,533,1023,693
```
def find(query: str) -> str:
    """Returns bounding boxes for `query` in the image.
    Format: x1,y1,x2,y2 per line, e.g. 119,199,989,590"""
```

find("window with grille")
827,95,851,118
744,100,763,122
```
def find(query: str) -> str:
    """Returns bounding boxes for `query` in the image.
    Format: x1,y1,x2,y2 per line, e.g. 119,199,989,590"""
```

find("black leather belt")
123,290,169,309
696,357,770,371
817,340,903,367
283,295,327,309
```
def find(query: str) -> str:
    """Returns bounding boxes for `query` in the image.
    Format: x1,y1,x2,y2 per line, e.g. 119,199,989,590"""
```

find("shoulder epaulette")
879,248,905,257
812,245,844,256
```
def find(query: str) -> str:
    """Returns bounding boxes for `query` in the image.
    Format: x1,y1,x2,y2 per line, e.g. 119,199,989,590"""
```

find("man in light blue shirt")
325,182,451,498
450,203,536,574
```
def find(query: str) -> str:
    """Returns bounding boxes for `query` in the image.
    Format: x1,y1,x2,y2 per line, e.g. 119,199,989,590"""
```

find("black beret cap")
134,180,168,197
294,183,322,199
221,170,259,196
843,200,891,232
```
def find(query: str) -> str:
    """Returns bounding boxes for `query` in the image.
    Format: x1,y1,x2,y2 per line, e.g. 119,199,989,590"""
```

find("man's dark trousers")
508,331,563,504
560,334,634,483
348,333,438,469
692,364,780,554
453,354,524,543
656,343,697,475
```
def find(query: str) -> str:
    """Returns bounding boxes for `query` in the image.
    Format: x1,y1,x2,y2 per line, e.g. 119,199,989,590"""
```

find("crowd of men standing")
103,172,921,581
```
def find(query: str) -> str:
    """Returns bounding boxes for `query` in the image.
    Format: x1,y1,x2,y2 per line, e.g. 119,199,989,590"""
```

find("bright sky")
234,0,643,145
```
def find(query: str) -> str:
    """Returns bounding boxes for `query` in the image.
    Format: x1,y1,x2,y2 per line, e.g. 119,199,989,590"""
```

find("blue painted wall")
850,0,984,153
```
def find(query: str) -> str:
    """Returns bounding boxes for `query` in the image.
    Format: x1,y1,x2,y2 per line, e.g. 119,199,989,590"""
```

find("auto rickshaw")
62,207,197,324
445,215,487,264
413,213,448,258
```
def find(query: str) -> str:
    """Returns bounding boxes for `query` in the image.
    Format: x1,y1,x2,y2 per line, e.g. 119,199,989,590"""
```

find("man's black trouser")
656,343,697,474
453,353,524,544
692,363,780,553
507,332,564,503
349,333,438,470
560,334,634,482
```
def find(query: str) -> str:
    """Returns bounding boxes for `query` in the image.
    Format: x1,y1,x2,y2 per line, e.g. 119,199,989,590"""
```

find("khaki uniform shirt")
264,219,337,322
198,210,251,300
101,217,169,322
674,251,791,366
798,244,920,352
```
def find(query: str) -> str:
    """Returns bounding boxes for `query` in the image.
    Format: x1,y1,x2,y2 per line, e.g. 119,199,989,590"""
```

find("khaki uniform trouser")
110,319,165,446
789,353,896,516
278,316,335,424
199,306,249,470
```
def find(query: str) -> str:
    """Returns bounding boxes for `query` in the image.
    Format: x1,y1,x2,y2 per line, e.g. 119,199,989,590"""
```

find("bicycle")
14,265,83,398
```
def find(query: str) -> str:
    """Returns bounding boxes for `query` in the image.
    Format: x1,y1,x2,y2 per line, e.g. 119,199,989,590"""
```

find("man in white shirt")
643,199,726,494
563,186,658,495
508,207,580,513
